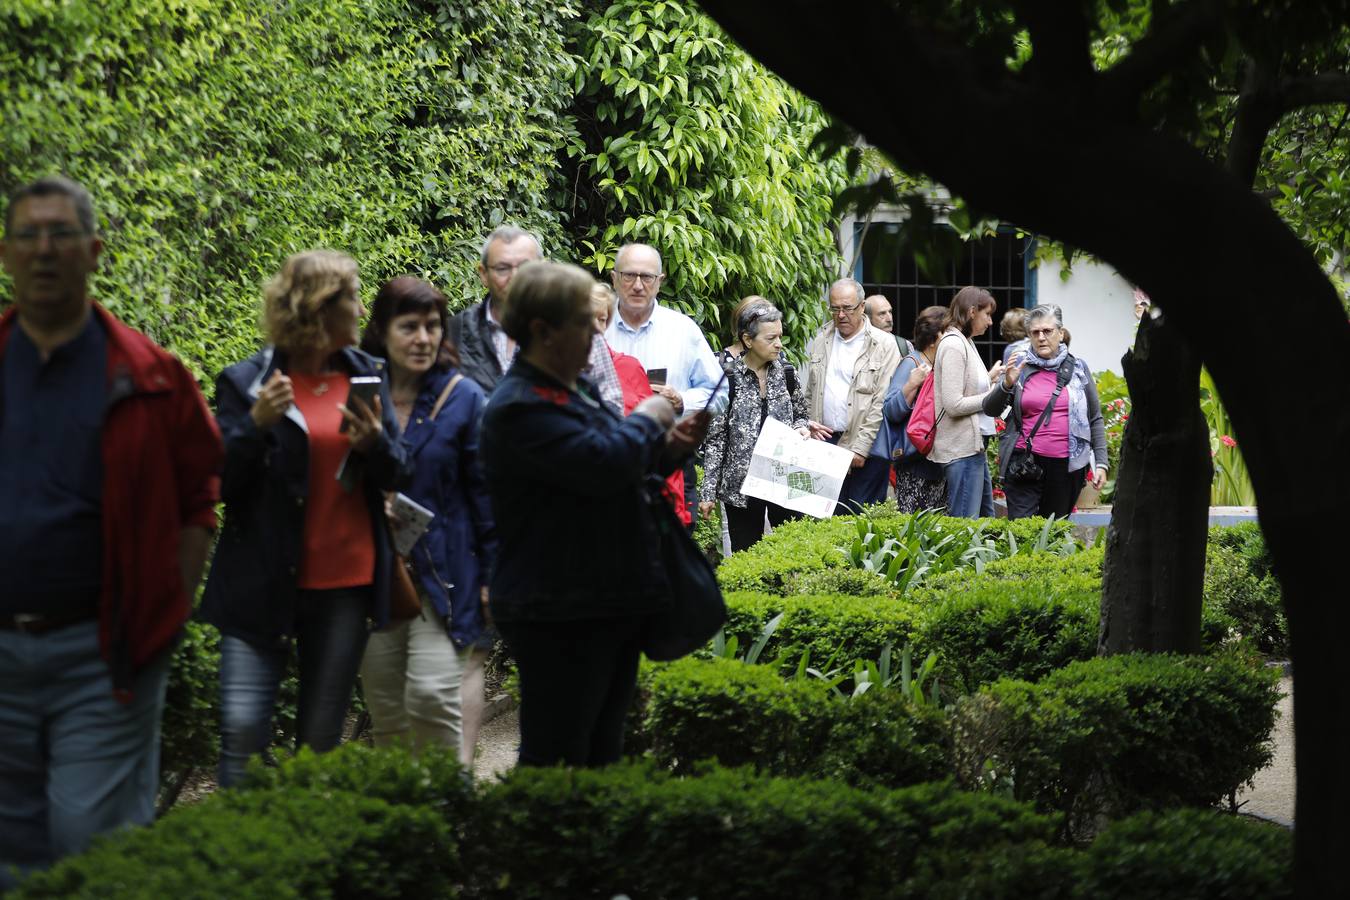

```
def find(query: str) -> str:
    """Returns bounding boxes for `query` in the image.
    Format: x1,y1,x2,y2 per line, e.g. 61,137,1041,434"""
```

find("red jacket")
0,303,223,700
609,346,690,526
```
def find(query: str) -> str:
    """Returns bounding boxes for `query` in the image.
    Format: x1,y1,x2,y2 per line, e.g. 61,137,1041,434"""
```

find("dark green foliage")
13,777,453,899
1078,808,1294,900
721,591,920,673
1205,524,1287,655
817,688,953,789
159,622,221,792
953,652,1281,836
464,763,1057,900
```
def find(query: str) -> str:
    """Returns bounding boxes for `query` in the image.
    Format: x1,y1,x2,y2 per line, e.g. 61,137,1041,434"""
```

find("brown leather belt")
0,608,99,635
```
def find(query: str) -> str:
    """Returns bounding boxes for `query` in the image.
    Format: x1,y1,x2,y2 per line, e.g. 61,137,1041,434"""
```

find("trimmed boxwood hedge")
721,591,920,673
951,650,1281,836
17,745,1290,900
636,656,950,789
1205,523,1286,656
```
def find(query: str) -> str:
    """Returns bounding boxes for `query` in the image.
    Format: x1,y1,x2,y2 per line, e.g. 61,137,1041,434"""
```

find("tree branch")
1282,73,1350,109
1226,59,1282,187
1098,0,1225,112
1013,1,1094,89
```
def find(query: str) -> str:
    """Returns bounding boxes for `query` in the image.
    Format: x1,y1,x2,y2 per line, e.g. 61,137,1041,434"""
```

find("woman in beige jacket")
929,287,1006,517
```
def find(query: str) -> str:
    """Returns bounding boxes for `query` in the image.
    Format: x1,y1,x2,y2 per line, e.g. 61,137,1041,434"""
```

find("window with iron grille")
858,224,1034,367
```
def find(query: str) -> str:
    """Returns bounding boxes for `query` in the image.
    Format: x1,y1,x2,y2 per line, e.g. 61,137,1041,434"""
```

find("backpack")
905,334,961,456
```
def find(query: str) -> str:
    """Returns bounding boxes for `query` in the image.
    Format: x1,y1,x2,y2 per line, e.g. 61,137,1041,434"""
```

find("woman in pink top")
982,305,1108,519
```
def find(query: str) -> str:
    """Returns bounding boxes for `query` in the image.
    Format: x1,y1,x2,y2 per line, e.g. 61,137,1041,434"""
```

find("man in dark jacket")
448,225,543,394
0,176,223,886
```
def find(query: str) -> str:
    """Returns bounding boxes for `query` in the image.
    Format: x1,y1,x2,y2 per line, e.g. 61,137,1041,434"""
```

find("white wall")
1034,258,1137,374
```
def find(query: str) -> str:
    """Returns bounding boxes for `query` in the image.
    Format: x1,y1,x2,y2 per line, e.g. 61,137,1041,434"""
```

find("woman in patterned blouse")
698,303,811,552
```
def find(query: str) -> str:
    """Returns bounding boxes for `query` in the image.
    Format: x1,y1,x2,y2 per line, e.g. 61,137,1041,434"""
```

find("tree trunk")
694,2,1350,894
1099,314,1211,654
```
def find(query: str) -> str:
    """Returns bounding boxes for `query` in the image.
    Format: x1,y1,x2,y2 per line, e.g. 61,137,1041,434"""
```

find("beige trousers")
359,605,470,755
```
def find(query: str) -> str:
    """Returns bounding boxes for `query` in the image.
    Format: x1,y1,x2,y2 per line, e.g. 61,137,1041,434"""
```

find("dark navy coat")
401,367,497,647
200,346,411,646
481,358,674,623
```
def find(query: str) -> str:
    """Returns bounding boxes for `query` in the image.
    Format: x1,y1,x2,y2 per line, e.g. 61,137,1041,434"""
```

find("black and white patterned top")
700,354,810,508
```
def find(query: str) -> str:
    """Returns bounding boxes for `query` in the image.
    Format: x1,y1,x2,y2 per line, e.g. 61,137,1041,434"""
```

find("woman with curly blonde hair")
200,249,411,787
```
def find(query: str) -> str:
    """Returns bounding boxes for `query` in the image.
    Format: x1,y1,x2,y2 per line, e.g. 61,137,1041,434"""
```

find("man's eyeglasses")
7,225,89,249
828,300,862,317
487,262,529,276
616,270,661,286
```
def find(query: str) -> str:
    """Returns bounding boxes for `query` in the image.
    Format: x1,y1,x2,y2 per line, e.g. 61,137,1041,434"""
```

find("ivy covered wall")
0,0,845,380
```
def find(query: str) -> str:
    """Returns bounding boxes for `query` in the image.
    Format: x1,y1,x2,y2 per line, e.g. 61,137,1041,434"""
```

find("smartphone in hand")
340,376,382,432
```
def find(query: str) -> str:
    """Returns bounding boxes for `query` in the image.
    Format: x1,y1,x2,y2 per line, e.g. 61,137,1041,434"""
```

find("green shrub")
14,777,452,899
1080,808,1292,900
641,656,834,774
953,651,1281,836
817,689,952,789
787,565,900,597
1205,525,1286,656
912,556,1102,695
464,764,1057,899
159,622,222,800
721,591,920,675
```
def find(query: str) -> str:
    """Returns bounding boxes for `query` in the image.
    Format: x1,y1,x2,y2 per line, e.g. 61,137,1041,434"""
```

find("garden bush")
716,509,1076,594
1205,524,1286,656
721,591,920,673
14,771,453,899
952,651,1281,836
21,745,1289,900
636,657,951,789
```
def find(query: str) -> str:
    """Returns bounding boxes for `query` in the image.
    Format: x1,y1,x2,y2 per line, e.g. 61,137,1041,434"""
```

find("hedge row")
714,509,1076,594
16,746,1291,900
631,650,1280,828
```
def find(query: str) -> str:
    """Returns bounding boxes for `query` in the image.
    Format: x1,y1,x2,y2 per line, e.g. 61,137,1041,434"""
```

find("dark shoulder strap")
429,373,464,421
1024,357,1074,442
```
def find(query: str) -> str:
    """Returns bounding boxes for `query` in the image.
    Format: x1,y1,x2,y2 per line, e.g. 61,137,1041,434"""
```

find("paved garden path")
473,674,1297,828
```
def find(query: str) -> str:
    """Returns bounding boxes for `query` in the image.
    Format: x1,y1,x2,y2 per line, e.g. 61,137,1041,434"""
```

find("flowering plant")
1200,368,1256,506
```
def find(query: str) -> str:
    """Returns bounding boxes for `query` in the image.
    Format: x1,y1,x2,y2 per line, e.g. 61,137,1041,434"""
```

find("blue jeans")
944,451,994,518
0,620,170,889
217,587,370,788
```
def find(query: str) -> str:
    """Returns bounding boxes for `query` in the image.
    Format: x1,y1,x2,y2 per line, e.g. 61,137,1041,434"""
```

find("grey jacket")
804,322,901,458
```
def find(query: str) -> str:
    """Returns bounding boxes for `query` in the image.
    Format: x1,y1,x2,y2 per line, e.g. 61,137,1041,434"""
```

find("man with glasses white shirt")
603,243,725,414
804,278,901,514
604,243,725,530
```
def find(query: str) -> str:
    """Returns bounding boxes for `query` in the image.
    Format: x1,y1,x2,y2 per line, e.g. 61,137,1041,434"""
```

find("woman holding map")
698,302,812,552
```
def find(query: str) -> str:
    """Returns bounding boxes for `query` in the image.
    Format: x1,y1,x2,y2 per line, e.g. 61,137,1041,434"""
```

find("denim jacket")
481,358,674,623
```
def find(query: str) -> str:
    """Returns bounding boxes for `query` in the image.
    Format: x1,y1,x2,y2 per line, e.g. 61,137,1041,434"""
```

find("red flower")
531,386,570,406
994,418,1006,432
992,488,1006,500
1220,435,1237,449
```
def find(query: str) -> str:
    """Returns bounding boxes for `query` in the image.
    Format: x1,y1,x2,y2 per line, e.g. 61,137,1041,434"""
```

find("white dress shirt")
823,327,866,432
605,301,725,411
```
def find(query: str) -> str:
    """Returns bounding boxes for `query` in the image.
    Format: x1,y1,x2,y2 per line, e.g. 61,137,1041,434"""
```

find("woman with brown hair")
883,305,949,512
929,286,1006,518
202,250,410,787
357,277,497,764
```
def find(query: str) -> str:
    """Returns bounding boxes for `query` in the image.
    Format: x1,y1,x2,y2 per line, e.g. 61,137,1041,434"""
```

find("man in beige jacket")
804,278,902,514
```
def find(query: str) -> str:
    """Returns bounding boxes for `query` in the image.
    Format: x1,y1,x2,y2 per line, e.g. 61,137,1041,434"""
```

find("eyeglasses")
487,262,530,276
7,225,89,249
616,270,661,286
1028,327,1059,338
828,300,862,317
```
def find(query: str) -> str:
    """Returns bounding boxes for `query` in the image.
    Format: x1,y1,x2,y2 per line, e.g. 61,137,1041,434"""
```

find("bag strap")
429,373,464,422
1021,356,1075,443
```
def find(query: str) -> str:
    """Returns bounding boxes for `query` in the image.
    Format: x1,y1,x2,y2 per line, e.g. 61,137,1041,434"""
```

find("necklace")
311,380,330,397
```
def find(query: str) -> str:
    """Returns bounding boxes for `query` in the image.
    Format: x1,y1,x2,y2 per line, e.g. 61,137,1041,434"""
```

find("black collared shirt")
0,314,107,613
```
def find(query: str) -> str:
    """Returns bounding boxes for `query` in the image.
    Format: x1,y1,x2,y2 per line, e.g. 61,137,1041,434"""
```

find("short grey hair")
615,242,663,274
829,278,865,306
737,303,782,342
6,175,97,235
863,294,890,315
479,225,542,267
1026,304,1063,329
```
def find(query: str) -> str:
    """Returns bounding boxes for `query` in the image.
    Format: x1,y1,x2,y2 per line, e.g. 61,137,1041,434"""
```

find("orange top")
290,373,375,590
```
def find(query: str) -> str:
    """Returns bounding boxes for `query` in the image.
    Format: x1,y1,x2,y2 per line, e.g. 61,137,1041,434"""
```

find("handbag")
906,334,963,456
640,476,727,661
382,372,464,627
1004,356,1075,485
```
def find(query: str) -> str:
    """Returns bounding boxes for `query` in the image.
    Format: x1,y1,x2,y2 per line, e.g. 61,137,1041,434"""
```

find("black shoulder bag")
639,474,727,661
1004,356,1074,485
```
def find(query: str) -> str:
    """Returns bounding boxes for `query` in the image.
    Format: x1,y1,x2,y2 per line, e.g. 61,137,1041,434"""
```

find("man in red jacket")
0,176,223,886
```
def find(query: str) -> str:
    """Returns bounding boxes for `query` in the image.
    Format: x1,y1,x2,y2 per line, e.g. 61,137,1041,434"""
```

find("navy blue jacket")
481,358,673,623
402,367,497,647
200,346,411,646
